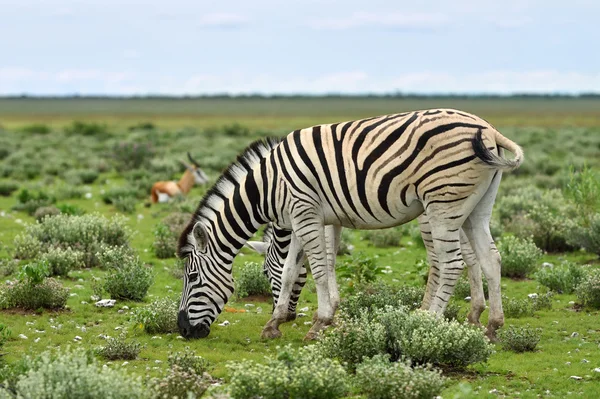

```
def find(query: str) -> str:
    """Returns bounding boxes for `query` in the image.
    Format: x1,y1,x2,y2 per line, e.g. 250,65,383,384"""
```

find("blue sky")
0,0,598,95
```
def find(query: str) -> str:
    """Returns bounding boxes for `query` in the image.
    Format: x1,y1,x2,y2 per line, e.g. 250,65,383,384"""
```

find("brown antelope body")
150,153,208,203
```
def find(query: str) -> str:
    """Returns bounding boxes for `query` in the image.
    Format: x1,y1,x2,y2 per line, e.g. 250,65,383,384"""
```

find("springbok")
150,153,208,203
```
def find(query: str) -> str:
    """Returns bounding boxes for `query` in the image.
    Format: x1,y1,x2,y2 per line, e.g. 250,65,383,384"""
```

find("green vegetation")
0,97,599,398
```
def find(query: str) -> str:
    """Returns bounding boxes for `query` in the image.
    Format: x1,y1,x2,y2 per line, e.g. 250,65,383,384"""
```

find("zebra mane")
178,137,281,255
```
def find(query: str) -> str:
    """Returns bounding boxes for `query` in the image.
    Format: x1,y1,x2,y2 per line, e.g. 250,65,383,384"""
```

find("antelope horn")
187,152,201,167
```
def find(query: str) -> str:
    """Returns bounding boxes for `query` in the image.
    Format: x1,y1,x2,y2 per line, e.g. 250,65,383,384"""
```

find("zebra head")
177,220,234,339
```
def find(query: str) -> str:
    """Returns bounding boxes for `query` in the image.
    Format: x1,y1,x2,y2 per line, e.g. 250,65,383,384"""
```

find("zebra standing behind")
177,109,523,340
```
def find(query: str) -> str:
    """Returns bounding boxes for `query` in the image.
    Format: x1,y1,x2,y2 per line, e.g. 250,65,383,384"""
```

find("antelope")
150,153,208,203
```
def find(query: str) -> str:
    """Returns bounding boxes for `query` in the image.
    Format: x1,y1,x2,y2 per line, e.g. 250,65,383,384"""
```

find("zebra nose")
178,311,210,339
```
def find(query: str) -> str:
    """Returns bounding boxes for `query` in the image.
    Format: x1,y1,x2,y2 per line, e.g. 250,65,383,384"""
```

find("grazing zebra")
177,109,523,340
246,217,488,337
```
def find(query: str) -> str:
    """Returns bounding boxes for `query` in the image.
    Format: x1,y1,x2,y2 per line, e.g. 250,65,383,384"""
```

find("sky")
0,0,598,95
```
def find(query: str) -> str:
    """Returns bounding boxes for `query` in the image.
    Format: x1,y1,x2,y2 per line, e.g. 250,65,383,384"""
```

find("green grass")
1,97,600,397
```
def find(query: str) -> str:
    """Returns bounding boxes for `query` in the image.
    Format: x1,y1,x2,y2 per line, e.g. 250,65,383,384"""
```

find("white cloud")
309,12,449,30
197,13,249,28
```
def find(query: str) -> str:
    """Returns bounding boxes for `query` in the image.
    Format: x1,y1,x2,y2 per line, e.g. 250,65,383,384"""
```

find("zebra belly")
323,198,424,230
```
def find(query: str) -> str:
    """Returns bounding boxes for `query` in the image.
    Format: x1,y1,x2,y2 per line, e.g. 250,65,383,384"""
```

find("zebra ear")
245,241,269,255
190,221,208,251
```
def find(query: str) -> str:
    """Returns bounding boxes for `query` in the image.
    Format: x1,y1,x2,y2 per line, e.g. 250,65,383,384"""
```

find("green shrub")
564,166,600,222
149,365,209,399
33,206,61,222
18,261,50,285
375,307,492,367
102,186,139,204
40,247,84,277
453,273,489,300
131,297,178,334
319,313,387,371
502,296,534,318
112,142,155,172
534,261,587,294
95,244,137,270
355,355,446,399
337,254,384,293
97,333,142,360
0,278,69,310
222,123,251,137
20,123,51,134
128,122,156,131
576,268,600,309
0,259,18,277
227,345,349,399
103,257,154,301
14,213,132,267
337,229,354,255
52,184,86,200
152,213,191,259
529,292,553,311
0,181,18,197
498,236,542,278
498,325,542,353
113,196,137,214
339,282,424,320
0,323,11,355
64,121,109,137
6,348,146,399
362,228,403,248
235,261,271,298
56,203,85,216
569,214,600,257
168,350,212,375
63,169,99,185
12,189,55,215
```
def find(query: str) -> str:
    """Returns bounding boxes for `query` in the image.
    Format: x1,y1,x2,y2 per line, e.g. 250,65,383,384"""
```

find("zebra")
246,217,489,338
177,109,523,340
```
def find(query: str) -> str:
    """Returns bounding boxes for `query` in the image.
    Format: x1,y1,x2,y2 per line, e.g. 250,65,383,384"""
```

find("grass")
1,97,600,398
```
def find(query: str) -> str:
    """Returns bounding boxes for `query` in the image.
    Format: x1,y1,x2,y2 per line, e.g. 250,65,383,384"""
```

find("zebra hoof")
261,326,282,339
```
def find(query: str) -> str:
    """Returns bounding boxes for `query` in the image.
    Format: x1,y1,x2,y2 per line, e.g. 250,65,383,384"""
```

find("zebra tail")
472,129,524,171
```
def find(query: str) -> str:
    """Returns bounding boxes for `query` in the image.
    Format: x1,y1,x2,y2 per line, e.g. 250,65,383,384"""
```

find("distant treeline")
2,93,600,100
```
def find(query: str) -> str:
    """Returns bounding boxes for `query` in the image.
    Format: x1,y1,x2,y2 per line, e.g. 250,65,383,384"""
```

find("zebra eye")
188,272,199,281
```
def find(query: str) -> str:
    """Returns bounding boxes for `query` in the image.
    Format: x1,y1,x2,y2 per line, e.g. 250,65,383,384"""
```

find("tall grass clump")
3,348,146,399
498,236,542,278
227,345,349,399
235,261,271,298
13,213,132,267
534,261,587,294
355,355,446,399
575,268,600,309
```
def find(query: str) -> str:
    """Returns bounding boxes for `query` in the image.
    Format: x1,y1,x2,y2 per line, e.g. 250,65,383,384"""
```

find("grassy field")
1,97,599,398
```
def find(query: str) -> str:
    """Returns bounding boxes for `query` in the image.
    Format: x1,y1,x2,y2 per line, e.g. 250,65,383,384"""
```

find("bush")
152,213,191,259
132,297,179,334
362,228,403,248
12,189,55,215
20,123,51,134
337,229,354,255
33,206,61,222
0,278,69,310
355,355,446,399
113,196,137,214
128,122,156,131
0,323,11,355
103,257,154,301
0,181,18,197
40,247,84,277
112,142,155,172
6,348,146,399
56,203,85,216
149,365,209,399
63,169,99,185
14,213,132,267
498,325,542,353
576,268,600,309
502,296,534,318
52,184,86,200
227,345,349,399
168,350,212,375
529,292,553,311
102,186,139,204
535,261,587,294
453,273,489,300
97,333,141,360
235,261,271,298
569,214,600,257
498,236,542,278
337,254,384,293
64,121,109,137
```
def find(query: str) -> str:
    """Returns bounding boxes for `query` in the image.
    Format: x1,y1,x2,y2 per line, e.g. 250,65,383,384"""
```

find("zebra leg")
293,220,333,341
286,260,307,322
462,173,504,341
261,232,304,339
326,225,342,314
418,213,439,310
461,230,486,326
